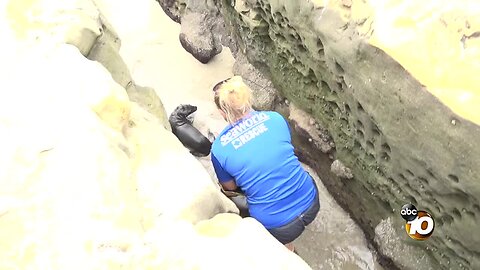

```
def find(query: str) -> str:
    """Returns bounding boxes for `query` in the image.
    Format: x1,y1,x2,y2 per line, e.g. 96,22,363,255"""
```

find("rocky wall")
219,1,480,269
157,0,480,269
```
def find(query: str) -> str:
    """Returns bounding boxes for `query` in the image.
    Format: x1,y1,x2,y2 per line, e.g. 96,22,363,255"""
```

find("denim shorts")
267,183,320,244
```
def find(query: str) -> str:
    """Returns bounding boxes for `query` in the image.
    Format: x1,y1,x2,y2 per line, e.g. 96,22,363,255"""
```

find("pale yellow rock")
53,44,131,131
139,214,312,270
6,0,102,55
92,0,167,46
195,212,242,237
367,0,480,125
124,104,238,227
0,46,141,270
0,123,144,269
312,0,480,125
0,41,237,269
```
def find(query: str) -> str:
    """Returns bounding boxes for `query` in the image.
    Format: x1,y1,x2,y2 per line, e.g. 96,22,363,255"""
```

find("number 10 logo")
401,203,435,240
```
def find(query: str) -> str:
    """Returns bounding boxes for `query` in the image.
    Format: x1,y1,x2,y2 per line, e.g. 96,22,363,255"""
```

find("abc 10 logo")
401,203,435,240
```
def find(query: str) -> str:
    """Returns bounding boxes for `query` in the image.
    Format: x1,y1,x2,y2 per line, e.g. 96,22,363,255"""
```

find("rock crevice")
157,0,480,269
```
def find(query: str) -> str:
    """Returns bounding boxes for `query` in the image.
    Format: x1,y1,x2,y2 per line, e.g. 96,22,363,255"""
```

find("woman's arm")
221,179,238,191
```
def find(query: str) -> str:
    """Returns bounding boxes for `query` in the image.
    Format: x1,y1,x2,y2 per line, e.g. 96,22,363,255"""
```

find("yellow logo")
401,204,435,240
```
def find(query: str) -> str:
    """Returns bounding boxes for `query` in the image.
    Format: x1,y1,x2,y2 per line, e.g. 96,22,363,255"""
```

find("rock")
87,24,129,88
314,140,333,154
41,44,131,132
288,104,334,154
374,218,440,269
147,213,312,269
6,0,102,56
330,160,353,179
155,0,185,23
86,11,171,131
179,12,222,64
156,0,240,58
233,53,279,110
0,41,139,269
126,83,171,131
0,37,236,269
125,104,238,224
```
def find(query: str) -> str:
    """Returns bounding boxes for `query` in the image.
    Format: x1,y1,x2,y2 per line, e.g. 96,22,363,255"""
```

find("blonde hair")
213,76,253,124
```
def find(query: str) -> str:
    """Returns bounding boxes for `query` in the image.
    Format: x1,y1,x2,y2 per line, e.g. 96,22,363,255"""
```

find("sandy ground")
101,1,383,268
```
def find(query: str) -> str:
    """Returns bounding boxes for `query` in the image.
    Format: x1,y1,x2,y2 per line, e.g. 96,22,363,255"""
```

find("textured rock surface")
154,213,312,270
215,1,480,269
86,5,170,130
330,160,353,180
374,218,439,269
232,52,279,110
5,0,102,56
0,0,316,269
157,0,225,63
179,12,222,63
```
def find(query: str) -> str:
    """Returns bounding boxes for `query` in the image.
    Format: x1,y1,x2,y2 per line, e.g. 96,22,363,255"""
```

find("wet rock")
156,0,239,57
330,160,353,179
374,218,440,269
294,166,381,269
179,11,222,64
233,53,279,110
313,140,333,154
288,104,334,154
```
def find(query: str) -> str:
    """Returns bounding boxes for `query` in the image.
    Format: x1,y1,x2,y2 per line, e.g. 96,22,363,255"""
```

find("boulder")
179,11,222,64
156,0,231,63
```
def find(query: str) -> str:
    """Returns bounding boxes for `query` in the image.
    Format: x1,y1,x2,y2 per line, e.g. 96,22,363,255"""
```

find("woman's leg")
269,189,320,251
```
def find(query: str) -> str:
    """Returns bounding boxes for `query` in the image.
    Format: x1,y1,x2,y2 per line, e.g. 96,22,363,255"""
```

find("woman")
210,76,320,252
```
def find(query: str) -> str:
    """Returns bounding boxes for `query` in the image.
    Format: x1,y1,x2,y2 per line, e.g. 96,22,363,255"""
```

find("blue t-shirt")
211,110,316,229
